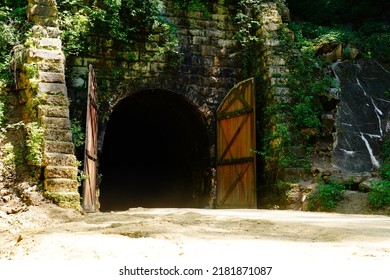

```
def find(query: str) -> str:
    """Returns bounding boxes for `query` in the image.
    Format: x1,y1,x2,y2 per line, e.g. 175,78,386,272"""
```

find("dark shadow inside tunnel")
98,90,211,211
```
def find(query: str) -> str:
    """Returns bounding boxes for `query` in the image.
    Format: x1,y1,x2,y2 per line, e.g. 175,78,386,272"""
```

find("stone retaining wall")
16,0,289,209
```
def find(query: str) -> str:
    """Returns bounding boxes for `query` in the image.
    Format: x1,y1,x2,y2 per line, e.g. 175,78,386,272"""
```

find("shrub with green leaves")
368,137,390,209
25,122,44,167
58,0,179,57
71,118,85,148
308,182,346,211
0,5,28,85
369,181,390,209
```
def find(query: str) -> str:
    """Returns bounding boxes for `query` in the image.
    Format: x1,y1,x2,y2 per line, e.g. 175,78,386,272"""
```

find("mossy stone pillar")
19,0,81,209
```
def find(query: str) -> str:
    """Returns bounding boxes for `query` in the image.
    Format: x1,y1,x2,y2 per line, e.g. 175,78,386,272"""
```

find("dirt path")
1,206,389,278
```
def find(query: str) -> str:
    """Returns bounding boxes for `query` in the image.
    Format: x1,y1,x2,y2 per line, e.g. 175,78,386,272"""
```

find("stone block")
39,95,69,106
201,46,218,57
150,62,167,72
31,26,59,38
263,22,280,31
214,6,228,15
38,82,67,95
187,11,203,19
41,116,71,129
44,178,78,193
32,15,58,27
27,49,64,63
131,62,150,71
211,14,228,22
189,29,205,36
146,52,165,63
38,105,69,118
217,39,236,49
192,36,209,45
28,4,58,17
266,39,281,47
44,141,74,154
270,77,287,86
213,56,233,67
38,38,62,50
44,152,77,166
37,61,64,73
273,87,290,101
45,166,78,180
206,29,225,39
38,71,65,83
267,56,286,66
215,20,229,30
29,0,57,5
268,65,289,77
44,129,72,142
205,21,217,30
44,191,81,210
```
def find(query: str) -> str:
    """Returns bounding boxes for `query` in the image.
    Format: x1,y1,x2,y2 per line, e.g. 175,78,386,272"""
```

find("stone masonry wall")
14,0,289,209
17,0,80,209
67,1,246,155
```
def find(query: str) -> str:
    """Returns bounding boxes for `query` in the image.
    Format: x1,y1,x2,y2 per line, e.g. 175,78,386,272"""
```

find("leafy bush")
173,0,211,15
308,182,346,211
25,122,44,166
0,5,28,85
58,0,179,57
368,181,390,209
368,138,390,209
71,118,85,148
290,7,390,62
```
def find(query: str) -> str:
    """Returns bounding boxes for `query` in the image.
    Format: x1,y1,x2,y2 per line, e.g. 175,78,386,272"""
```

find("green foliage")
0,3,28,85
380,138,390,180
71,118,85,148
25,122,44,166
234,0,286,78
259,22,336,170
173,0,211,15
287,2,390,62
2,142,16,167
368,181,390,209
234,0,263,78
363,32,390,62
58,0,179,57
368,137,390,209
308,181,346,211
0,91,8,126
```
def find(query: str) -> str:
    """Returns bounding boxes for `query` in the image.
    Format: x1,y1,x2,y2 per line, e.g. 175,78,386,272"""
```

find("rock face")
332,61,390,173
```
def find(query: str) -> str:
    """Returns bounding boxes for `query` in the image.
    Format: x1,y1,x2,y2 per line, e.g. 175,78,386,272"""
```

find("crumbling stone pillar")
257,2,291,182
18,0,80,209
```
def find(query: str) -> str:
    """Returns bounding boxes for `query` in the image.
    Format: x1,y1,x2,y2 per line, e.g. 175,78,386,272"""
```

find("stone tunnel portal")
99,90,211,211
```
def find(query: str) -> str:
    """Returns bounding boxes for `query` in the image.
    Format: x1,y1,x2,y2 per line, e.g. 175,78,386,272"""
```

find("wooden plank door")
216,78,256,208
82,64,98,212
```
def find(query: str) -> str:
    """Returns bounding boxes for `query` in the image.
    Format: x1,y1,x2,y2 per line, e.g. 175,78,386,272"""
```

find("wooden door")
82,65,98,212
216,78,257,208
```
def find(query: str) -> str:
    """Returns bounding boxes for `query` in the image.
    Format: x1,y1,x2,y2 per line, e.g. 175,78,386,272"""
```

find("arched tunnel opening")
98,90,211,211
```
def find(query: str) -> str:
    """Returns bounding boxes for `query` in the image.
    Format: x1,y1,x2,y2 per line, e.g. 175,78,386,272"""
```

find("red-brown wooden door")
216,78,257,208
83,65,98,212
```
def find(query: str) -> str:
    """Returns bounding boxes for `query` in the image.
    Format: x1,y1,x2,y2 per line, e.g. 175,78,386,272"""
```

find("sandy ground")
1,205,390,279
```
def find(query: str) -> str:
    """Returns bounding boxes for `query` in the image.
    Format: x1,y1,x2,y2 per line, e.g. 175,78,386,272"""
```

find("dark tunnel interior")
98,90,210,211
